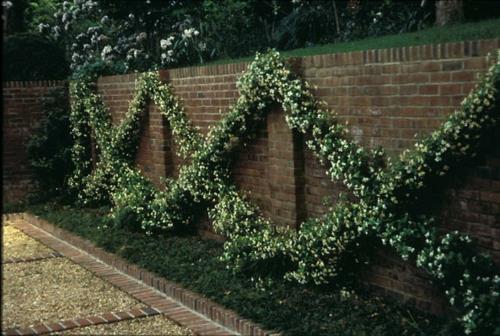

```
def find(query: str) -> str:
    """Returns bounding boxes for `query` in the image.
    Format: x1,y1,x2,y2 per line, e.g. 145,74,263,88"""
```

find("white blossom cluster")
159,18,206,67
39,2,208,74
2,1,13,9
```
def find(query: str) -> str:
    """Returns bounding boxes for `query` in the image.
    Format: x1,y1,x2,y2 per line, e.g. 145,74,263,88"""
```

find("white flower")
128,13,135,20
100,15,109,25
98,34,109,43
136,32,147,42
87,26,99,34
38,23,49,33
71,53,80,63
160,39,171,50
87,1,98,10
101,45,112,59
182,28,195,39
2,1,13,9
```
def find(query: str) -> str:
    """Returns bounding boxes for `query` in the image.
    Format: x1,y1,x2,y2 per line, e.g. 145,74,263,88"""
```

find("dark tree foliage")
463,0,500,22
3,32,69,80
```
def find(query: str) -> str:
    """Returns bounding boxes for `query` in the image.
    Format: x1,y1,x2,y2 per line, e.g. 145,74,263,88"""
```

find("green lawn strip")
195,18,500,67
26,203,457,336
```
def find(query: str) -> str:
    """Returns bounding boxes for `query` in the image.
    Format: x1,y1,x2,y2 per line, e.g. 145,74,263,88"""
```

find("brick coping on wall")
159,38,500,79
2,80,67,88
4,213,278,336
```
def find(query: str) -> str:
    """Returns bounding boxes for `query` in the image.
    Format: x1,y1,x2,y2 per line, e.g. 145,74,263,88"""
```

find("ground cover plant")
27,202,454,336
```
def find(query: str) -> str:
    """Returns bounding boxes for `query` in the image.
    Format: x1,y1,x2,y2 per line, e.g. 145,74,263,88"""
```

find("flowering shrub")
159,18,206,67
69,50,500,335
40,0,208,75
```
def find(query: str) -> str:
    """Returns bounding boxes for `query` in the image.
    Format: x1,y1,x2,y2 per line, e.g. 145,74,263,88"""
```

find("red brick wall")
2,80,67,204
99,38,499,312
3,38,499,312
96,74,174,187
440,148,500,263
300,39,500,221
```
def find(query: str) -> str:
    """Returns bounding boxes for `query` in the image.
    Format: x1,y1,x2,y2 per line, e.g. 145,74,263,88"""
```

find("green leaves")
27,86,73,200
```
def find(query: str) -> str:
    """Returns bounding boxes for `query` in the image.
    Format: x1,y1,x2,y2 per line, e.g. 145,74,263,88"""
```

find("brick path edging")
5,215,245,335
7,213,279,336
5,216,237,336
3,252,62,265
4,307,160,336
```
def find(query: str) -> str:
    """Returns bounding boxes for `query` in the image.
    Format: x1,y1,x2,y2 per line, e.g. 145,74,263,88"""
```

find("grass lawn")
202,18,500,66
23,202,462,336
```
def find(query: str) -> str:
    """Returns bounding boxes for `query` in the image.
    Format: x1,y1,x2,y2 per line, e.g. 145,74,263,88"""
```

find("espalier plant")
69,50,500,335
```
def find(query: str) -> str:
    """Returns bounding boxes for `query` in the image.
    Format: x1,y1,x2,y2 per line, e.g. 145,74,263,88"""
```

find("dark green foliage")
24,0,63,32
198,0,257,59
9,1,500,75
2,32,69,81
112,207,139,232
2,201,27,214
27,203,458,336
94,0,436,64
26,87,73,200
70,59,126,81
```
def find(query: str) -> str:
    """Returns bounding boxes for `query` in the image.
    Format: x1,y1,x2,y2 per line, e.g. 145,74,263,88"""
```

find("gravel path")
2,258,145,329
3,225,54,259
2,217,197,335
55,314,193,335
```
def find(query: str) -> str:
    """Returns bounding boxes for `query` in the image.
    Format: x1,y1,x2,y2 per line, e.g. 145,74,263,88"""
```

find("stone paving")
2,216,239,336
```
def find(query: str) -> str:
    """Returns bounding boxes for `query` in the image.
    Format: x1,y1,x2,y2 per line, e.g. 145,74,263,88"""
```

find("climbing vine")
69,50,500,335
